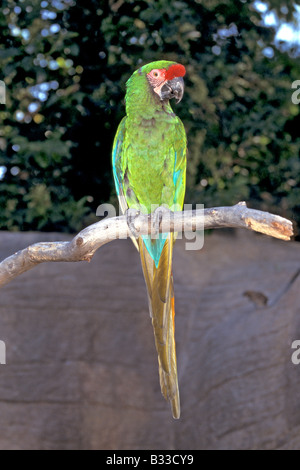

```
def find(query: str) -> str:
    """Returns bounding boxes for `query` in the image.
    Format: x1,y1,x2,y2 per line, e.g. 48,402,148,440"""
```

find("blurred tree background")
0,0,300,235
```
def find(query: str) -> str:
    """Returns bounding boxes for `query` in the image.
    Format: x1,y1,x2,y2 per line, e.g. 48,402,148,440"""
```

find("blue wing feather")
112,117,126,198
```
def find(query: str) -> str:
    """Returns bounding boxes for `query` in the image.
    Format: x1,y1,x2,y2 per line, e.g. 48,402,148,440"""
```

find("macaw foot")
126,208,141,239
151,205,172,238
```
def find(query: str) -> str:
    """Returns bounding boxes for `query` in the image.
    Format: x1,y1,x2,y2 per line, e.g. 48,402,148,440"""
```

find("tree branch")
0,202,294,288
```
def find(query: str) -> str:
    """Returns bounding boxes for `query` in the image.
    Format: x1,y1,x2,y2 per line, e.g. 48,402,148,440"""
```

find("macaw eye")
150,69,163,79
146,68,166,89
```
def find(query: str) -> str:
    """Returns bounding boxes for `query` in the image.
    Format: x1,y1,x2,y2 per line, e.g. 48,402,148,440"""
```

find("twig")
0,202,293,288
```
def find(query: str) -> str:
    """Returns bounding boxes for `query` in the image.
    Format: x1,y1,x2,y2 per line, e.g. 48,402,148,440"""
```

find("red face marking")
164,64,186,81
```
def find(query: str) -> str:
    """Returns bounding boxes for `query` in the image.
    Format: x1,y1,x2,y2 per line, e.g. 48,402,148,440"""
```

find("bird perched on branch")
112,60,187,418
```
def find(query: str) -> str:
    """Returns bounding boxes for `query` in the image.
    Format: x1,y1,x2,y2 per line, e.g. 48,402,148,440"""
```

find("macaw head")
127,60,186,105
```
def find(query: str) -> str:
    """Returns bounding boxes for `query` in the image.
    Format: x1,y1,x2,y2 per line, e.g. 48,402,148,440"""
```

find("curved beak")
159,76,184,103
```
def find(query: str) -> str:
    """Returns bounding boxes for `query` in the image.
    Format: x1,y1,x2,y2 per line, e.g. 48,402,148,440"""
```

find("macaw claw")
126,208,141,239
151,206,172,239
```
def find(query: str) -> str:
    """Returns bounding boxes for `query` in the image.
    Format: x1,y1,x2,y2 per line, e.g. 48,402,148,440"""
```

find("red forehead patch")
164,64,186,80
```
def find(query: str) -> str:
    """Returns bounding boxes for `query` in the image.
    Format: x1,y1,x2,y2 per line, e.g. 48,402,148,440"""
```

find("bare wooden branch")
0,202,294,288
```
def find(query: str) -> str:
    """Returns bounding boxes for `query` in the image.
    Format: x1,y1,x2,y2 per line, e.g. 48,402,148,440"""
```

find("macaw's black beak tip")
159,76,184,104
172,76,185,104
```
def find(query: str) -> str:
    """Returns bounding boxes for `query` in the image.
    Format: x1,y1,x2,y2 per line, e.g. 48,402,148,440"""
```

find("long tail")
138,234,180,419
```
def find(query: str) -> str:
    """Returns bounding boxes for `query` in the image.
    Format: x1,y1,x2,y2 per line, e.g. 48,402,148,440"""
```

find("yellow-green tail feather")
138,235,180,419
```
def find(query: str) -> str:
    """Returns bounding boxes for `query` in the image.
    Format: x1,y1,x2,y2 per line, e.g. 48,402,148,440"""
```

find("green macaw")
112,60,187,419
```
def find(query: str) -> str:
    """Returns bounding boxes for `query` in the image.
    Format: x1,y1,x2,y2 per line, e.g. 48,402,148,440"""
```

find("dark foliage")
0,0,300,234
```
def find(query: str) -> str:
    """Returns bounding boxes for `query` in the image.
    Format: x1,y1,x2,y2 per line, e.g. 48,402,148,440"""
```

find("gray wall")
0,230,300,449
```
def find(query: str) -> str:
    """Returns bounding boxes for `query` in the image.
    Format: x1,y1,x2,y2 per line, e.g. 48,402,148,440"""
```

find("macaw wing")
112,116,128,214
112,117,139,251
173,117,187,211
